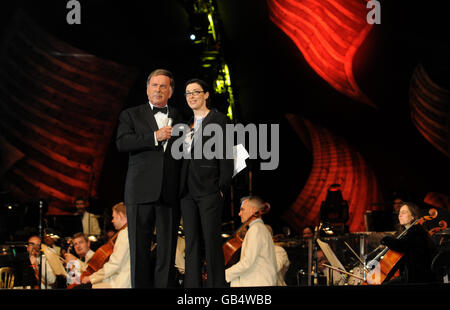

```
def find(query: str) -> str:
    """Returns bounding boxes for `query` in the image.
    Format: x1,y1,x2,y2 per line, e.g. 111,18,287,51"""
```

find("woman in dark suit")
179,78,234,288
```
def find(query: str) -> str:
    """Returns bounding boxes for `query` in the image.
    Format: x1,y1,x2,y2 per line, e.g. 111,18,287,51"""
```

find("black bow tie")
152,106,168,114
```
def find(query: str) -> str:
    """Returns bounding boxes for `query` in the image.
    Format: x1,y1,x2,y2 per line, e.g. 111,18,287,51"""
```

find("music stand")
316,239,347,285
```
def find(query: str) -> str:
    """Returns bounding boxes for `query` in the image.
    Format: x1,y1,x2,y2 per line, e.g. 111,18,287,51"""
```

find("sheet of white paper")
316,239,347,285
233,144,249,177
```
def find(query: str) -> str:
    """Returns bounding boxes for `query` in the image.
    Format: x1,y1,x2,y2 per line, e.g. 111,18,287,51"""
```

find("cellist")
80,202,131,288
225,196,278,287
381,202,437,284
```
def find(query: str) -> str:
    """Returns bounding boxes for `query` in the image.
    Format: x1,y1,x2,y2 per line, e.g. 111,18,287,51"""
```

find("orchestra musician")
43,231,61,256
302,226,314,240
380,202,438,284
63,232,94,286
265,225,290,286
64,233,94,269
225,196,278,287
74,197,101,237
80,202,131,288
27,235,57,289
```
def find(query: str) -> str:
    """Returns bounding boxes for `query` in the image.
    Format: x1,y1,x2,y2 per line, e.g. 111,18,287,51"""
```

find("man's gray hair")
146,68,175,91
240,195,267,211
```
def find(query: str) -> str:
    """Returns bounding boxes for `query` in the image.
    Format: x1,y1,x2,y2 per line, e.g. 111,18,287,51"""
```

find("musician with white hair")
225,196,278,287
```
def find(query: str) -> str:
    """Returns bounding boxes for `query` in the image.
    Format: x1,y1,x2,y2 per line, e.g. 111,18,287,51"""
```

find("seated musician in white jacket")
265,225,290,286
225,196,278,287
81,202,131,288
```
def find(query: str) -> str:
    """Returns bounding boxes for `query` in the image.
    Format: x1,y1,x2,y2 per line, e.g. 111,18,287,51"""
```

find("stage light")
227,105,233,120
323,227,334,235
207,13,217,42
223,64,231,86
189,33,196,41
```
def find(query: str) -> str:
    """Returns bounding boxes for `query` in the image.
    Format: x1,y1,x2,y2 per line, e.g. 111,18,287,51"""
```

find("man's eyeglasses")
184,90,204,97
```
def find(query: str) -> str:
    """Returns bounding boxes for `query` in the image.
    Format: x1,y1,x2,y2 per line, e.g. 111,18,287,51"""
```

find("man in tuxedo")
116,69,181,288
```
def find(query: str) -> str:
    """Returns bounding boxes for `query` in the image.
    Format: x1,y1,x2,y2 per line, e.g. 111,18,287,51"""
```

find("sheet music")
316,239,347,285
233,144,249,177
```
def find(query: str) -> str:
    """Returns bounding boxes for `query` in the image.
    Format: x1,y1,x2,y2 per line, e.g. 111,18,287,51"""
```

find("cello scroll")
417,208,438,225
428,220,448,237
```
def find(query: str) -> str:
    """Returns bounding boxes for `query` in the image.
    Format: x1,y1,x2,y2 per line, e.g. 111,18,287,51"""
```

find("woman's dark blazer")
179,109,234,198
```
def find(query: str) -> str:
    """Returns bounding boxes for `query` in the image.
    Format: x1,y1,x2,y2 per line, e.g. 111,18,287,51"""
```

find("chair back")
0,267,15,288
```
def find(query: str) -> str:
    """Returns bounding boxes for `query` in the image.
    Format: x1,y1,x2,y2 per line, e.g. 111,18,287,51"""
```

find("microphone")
162,118,173,147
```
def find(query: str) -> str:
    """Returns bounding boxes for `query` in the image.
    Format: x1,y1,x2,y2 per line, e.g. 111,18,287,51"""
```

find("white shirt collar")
249,218,263,228
148,101,168,111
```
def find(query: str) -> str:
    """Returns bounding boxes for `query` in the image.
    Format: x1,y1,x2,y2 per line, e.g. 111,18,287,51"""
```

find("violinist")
80,202,131,288
64,232,94,286
64,233,94,270
225,196,278,287
381,202,437,284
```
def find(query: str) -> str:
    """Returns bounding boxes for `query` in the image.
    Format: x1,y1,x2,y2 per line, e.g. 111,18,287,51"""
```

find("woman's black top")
381,224,437,283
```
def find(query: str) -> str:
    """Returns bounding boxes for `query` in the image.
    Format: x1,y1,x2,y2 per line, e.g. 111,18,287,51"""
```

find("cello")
223,202,270,268
364,208,438,284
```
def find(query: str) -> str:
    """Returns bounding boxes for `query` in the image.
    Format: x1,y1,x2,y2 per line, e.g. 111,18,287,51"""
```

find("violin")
364,208,438,285
223,202,270,268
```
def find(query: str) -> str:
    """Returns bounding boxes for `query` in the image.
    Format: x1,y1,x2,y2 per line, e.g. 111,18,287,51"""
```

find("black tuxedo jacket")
116,103,182,206
179,109,234,198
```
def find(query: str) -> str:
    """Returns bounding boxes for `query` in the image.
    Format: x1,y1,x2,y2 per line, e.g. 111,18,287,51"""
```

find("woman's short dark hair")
185,78,212,107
